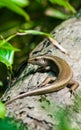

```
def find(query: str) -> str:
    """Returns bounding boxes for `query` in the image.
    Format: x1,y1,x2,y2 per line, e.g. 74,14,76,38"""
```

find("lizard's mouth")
28,58,37,65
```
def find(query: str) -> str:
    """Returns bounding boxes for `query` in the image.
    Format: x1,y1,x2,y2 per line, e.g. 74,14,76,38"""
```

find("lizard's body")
5,55,79,105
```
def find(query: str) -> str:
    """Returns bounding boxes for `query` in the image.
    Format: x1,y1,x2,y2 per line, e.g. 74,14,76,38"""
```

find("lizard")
5,55,79,105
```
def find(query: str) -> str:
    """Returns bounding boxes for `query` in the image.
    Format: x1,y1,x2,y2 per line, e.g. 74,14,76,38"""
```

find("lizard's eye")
34,58,38,61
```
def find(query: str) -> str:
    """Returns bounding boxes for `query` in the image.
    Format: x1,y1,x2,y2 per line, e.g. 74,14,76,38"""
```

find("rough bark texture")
2,17,81,130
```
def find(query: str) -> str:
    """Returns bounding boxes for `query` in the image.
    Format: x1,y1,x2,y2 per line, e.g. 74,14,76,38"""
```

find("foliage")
0,0,81,75
49,0,76,13
0,34,19,72
0,0,30,21
0,101,6,119
0,117,28,130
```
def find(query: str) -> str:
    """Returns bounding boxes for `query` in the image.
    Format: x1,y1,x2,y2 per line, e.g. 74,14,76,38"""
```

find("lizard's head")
28,56,48,67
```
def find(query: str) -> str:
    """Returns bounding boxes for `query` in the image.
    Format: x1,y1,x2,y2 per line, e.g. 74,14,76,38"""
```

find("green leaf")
0,2,5,8
0,33,20,70
0,102,6,119
45,8,69,19
49,0,76,13
0,49,14,69
11,0,29,7
0,0,29,7
0,0,30,21
0,41,19,70
0,41,20,51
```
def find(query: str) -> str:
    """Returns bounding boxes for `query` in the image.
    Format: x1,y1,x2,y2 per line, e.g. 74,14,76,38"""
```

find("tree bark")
2,17,81,130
